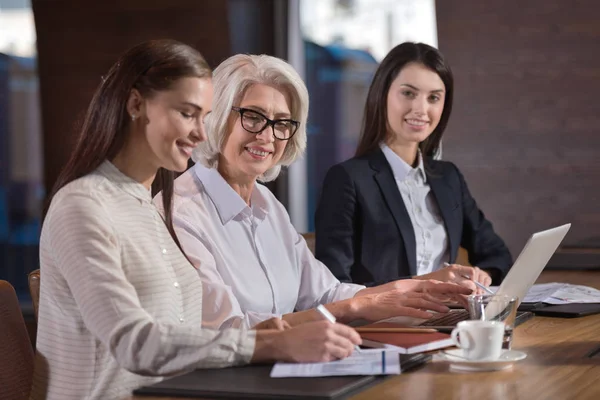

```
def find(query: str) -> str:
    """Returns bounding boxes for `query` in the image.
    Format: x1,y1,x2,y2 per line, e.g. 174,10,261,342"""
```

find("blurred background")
1,0,599,318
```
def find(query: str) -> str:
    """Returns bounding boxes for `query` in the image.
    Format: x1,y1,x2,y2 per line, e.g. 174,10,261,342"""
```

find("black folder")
133,353,431,399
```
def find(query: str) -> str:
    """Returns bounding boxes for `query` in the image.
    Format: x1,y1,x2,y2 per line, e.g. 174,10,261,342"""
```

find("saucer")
437,349,527,372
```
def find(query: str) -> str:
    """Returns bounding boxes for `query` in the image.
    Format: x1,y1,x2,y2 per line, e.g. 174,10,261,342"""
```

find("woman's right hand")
351,279,473,321
251,321,361,363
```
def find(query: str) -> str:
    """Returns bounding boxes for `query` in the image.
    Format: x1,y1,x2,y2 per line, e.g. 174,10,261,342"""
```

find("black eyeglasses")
231,107,300,140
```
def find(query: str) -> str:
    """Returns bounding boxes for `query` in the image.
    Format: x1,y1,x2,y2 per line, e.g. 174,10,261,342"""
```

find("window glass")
300,0,438,230
0,0,42,301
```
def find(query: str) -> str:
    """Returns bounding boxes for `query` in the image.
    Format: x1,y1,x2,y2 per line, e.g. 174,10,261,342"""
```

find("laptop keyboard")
419,309,534,327
420,310,470,326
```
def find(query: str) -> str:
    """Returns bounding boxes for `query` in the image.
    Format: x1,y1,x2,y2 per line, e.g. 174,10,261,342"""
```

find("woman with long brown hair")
31,40,361,400
315,42,511,290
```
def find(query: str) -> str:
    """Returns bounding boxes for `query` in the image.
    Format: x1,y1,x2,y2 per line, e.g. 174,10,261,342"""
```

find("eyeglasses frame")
231,106,300,141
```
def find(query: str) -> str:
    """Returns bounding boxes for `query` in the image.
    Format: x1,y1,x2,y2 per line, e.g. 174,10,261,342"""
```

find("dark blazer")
315,149,512,287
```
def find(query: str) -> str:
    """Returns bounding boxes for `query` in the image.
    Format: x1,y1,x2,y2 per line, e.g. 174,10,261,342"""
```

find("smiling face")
385,62,446,150
219,83,291,182
140,76,213,172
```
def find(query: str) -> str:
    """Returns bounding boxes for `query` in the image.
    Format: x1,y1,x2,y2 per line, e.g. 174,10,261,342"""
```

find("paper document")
270,349,400,378
490,283,600,304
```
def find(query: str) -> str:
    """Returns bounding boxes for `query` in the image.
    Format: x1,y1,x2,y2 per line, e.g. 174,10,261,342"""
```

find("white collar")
97,160,152,203
192,163,268,225
380,143,427,183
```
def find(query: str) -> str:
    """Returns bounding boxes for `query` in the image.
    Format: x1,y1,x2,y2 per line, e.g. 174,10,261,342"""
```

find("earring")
131,115,136,121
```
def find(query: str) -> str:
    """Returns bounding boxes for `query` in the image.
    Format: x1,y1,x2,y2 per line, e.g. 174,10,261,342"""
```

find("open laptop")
418,223,572,331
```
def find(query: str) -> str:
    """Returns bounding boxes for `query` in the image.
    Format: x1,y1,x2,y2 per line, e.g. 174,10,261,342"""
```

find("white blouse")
30,161,255,400
161,163,365,330
380,144,449,275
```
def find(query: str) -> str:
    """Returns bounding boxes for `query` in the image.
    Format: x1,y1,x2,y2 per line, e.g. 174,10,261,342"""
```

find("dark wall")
32,0,232,195
436,0,600,256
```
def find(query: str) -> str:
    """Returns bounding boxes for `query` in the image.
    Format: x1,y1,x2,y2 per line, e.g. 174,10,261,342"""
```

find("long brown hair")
355,42,454,158
45,39,211,248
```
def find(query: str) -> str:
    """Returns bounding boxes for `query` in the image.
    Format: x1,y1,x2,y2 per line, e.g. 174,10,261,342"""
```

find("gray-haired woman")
157,54,470,334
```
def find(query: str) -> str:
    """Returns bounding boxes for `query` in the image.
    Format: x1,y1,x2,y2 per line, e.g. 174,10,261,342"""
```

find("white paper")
546,284,600,304
489,283,600,304
270,349,401,378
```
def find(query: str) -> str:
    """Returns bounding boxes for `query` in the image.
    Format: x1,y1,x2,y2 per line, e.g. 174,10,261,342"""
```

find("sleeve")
454,164,513,283
47,192,255,376
314,164,362,283
172,211,279,329
292,223,365,312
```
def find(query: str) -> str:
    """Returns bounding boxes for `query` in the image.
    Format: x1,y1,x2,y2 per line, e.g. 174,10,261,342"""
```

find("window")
294,0,438,231
0,0,42,301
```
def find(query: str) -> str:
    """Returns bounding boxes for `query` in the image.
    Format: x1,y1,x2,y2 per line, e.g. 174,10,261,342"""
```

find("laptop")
418,223,572,331
133,353,431,399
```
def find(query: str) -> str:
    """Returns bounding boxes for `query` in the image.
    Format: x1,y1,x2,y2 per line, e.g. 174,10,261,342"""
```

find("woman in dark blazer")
315,42,512,291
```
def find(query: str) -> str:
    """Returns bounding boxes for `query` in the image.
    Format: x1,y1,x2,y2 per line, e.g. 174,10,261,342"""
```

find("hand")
355,279,473,312
356,278,473,297
252,317,291,331
251,321,361,363
415,264,492,294
353,289,460,321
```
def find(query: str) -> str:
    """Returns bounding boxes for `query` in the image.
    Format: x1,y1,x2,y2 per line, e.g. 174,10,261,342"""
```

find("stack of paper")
490,283,600,304
270,349,400,378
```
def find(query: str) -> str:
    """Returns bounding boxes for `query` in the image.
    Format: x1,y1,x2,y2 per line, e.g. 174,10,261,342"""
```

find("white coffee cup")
450,320,505,361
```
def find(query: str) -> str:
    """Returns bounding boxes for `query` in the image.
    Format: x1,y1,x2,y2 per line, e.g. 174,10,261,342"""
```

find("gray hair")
192,54,309,182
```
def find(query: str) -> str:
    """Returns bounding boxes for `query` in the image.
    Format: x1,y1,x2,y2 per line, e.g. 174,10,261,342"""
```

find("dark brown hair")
45,39,211,249
355,42,454,158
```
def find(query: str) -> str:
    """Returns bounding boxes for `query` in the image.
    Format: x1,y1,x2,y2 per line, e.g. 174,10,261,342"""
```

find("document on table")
490,283,600,304
270,349,400,378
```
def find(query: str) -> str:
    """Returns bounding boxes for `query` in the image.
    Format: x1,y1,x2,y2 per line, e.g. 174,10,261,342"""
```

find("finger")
424,281,473,295
456,278,478,293
387,306,434,319
280,320,292,330
323,340,354,361
474,269,492,287
482,274,492,287
453,265,479,279
273,319,291,330
332,323,362,345
322,330,357,360
403,297,451,313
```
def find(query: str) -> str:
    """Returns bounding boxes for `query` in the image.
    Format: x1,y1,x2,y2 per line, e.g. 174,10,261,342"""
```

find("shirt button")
162,248,167,254
173,282,179,288
424,231,431,239
179,316,185,323
415,207,422,214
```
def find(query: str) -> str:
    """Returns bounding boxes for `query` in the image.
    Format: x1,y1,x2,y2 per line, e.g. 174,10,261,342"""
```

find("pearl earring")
131,115,136,121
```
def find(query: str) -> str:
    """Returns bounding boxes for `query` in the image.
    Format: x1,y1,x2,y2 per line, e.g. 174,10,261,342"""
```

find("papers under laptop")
393,223,572,331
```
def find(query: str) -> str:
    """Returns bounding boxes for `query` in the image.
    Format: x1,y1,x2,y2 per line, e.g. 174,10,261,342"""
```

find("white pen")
443,262,495,295
316,304,362,353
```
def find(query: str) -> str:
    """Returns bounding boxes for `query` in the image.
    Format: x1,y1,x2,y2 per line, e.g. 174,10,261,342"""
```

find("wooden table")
131,271,600,400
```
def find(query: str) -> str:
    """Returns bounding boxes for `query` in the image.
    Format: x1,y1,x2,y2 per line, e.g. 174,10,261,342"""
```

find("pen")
443,262,495,295
316,305,362,353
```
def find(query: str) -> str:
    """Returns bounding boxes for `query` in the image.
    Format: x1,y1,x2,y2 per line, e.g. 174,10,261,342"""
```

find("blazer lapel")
370,150,418,276
427,164,460,264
